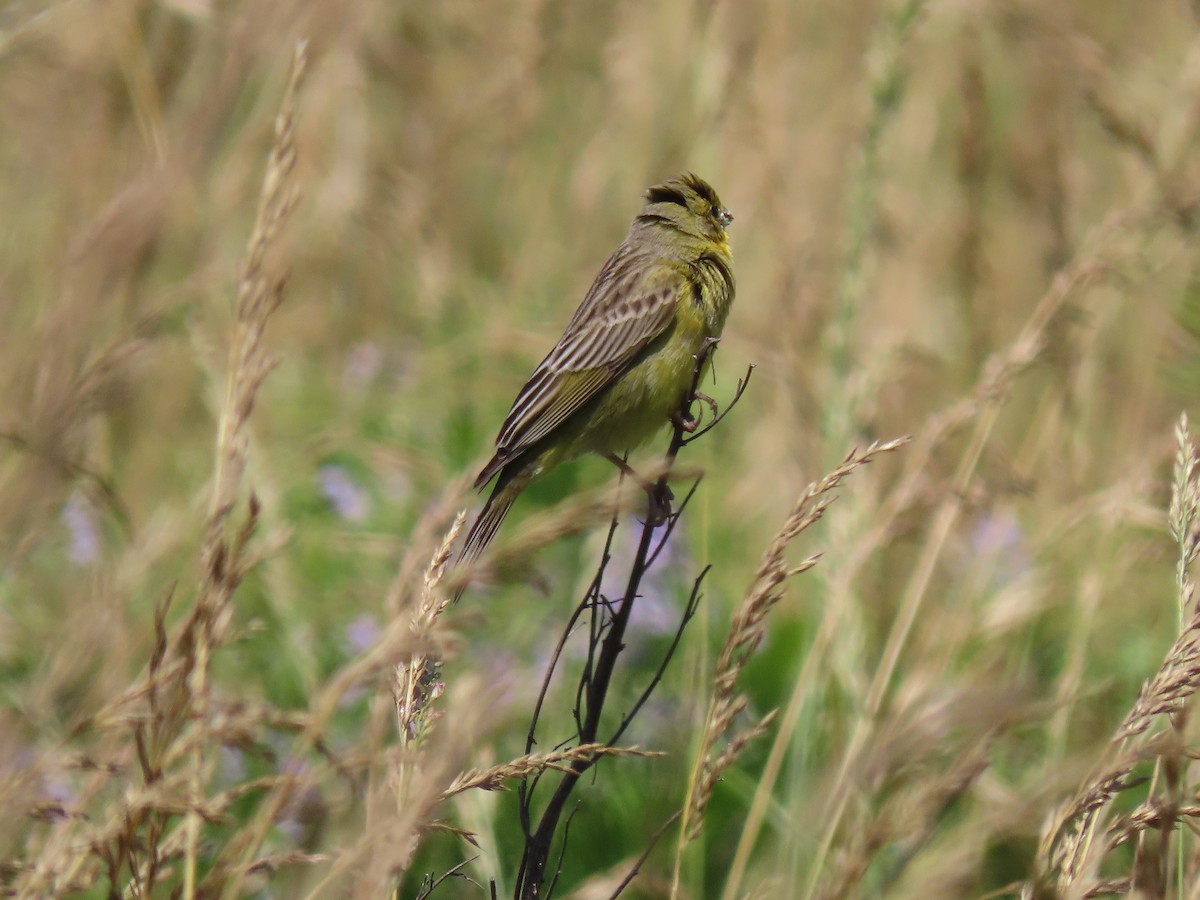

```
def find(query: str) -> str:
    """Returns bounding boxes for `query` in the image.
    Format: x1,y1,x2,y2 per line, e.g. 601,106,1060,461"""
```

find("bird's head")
637,173,733,247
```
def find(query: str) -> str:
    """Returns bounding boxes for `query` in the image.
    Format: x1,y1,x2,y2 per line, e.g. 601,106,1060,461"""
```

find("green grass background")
4,0,1200,896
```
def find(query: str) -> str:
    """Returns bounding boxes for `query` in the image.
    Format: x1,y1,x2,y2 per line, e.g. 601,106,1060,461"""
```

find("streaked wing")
490,258,683,466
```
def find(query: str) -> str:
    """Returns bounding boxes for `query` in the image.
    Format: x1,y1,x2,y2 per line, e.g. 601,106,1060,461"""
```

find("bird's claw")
674,392,718,434
672,410,699,433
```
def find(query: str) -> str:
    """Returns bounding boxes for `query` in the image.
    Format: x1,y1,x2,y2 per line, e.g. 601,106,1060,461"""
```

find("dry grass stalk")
6,39,308,900
817,731,994,900
1040,413,1200,892
391,512,461,870
442,743,664,800
795,203,1143,900
721,207,1132,898
395,512,462,747
304,705,475,894
1170,413,1200,606
671,437,909,896
184,39,307,897
824,0,928,451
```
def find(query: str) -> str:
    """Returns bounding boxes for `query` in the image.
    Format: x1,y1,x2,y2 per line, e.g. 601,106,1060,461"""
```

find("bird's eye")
716,208,734,227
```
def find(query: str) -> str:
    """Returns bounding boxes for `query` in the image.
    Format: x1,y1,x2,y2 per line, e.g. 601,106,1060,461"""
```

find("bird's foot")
672,410,698,433
674,392,718,434
694,391,719,420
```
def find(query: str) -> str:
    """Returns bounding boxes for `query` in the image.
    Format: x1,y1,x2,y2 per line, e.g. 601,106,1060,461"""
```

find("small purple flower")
318,465,370,522
342,342,383,391
40,775,76,819
968,509,1032,589
62,492,99,566
600,518,685,637
344,613,379,654
219,746,247,785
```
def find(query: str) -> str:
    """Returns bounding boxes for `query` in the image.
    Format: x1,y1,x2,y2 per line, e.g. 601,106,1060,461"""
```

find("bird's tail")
453,472,523,601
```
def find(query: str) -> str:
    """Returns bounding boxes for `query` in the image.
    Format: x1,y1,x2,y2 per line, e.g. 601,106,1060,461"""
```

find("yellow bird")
458,173,736,588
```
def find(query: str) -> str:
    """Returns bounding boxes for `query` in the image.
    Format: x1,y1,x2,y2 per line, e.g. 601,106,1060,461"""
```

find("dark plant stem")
514,339,751,899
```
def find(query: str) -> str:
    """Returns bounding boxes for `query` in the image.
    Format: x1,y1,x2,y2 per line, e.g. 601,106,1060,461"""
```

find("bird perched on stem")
456,173,736,594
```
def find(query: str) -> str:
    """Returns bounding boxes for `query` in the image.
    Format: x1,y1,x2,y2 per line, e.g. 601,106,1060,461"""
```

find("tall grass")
4,0,1200,897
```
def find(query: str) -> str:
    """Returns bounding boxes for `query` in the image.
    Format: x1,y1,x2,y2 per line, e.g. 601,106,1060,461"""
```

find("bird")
455,173,736,595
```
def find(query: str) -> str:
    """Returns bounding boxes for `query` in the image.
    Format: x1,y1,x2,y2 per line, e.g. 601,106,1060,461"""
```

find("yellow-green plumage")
457,174,736,589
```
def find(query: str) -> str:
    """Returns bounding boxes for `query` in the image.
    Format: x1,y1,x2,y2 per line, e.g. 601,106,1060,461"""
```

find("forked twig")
515,339,741,899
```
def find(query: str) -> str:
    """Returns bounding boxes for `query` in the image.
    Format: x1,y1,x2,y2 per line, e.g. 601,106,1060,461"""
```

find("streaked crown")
638,173,733,243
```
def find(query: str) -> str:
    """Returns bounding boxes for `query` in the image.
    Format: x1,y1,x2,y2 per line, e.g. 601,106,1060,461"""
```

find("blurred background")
4,0,1200,896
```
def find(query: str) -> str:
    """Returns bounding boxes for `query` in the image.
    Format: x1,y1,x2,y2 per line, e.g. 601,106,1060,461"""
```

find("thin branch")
515,339,736,899
608,811,683,899
610,567,709,746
